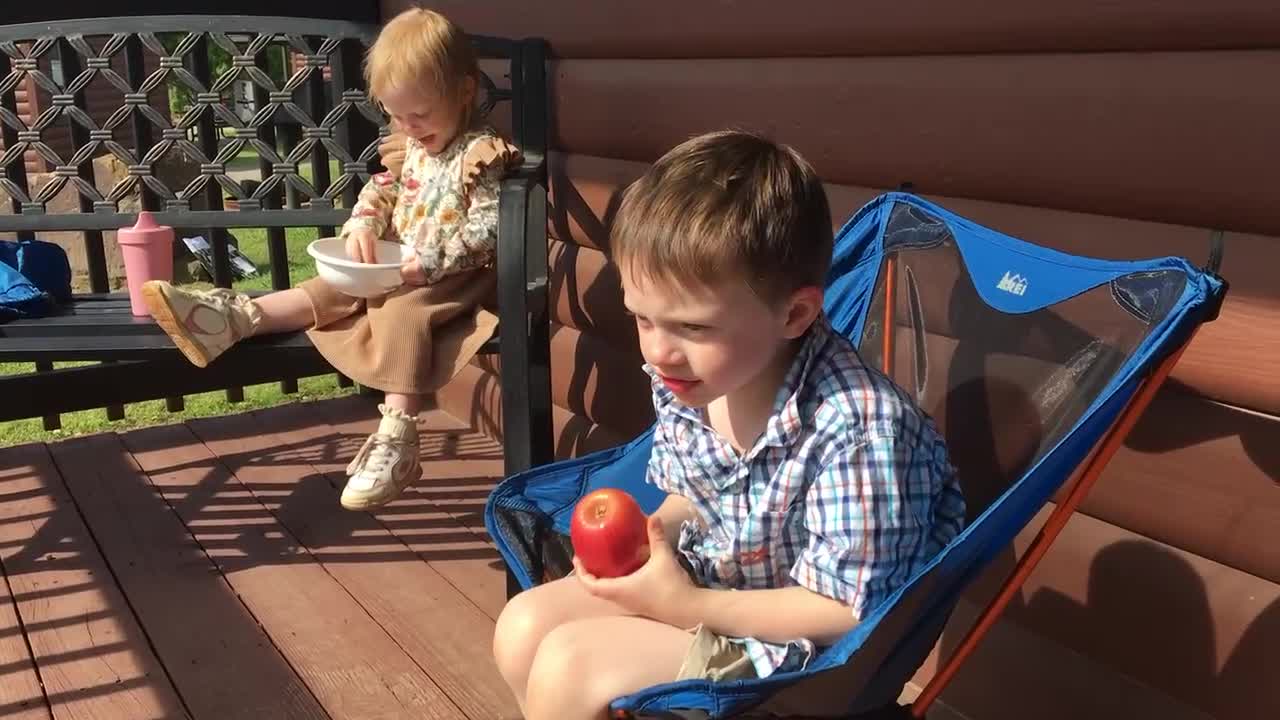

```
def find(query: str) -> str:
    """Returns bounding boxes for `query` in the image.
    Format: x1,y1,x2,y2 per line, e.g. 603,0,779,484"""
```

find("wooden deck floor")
0,396,520,720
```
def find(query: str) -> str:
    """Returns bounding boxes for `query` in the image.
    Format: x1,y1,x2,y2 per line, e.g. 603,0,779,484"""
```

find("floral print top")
338,126,521,284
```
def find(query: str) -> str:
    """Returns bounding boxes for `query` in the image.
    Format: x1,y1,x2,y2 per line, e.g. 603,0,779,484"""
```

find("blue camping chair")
485,192,1227,718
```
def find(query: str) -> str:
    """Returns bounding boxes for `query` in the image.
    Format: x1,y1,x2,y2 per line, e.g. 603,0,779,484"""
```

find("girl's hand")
378,132,408,177
573,516,698,628
345,229,378,264
400,258,427,286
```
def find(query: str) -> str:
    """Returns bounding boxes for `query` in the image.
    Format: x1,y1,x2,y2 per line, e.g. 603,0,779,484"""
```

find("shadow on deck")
0,395,519,720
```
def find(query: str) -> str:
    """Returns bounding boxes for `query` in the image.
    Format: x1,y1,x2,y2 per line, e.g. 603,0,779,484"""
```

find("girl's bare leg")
383,392,424,415
250,287,313,335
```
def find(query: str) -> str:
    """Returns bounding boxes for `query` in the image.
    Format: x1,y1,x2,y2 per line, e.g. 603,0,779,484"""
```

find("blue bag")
0,239,73,323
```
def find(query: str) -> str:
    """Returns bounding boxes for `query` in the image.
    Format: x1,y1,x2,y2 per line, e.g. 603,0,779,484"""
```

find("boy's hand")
345,229,378,264
400,258,427,286
378,132,407,177
574,516,697,627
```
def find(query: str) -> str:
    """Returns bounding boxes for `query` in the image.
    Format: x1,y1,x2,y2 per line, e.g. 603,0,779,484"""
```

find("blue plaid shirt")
645,314,966,678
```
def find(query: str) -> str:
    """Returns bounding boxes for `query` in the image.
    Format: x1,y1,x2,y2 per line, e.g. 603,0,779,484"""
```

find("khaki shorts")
675,625,757,682
672,620,850,716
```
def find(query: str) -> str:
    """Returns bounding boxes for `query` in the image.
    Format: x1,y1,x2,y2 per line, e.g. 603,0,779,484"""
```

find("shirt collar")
759,313,834,449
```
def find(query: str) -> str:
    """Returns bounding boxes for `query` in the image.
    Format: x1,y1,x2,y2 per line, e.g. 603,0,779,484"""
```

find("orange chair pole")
882,256,896,373
910,330,1200,717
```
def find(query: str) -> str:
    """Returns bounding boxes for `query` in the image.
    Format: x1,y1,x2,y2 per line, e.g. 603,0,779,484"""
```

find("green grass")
0,223,359,448
0,372,353,447
229,226,326,292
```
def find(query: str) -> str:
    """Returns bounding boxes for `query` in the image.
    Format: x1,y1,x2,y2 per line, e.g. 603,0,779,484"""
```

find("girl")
141,8,520,511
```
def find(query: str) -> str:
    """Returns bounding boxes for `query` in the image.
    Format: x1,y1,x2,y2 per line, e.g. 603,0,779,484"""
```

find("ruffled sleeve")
460,134,521,199
414,132,522,283
339,170,400,242
340,135,417,242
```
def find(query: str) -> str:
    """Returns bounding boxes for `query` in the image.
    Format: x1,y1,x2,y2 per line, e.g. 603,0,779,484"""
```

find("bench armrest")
496,154,553,475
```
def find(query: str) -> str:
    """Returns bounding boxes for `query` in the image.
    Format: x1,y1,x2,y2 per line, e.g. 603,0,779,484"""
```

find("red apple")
570,488,650,578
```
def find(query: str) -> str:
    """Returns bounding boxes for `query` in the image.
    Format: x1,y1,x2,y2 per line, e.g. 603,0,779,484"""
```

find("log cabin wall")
391,2,1280,717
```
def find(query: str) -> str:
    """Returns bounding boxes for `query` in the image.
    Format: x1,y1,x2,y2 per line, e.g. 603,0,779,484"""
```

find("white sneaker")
340,404,421,510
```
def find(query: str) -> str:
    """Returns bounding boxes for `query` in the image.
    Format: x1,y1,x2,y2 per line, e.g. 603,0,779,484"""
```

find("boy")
493,130,966,720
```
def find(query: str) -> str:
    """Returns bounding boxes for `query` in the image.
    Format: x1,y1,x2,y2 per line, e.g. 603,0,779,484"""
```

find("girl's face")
379,76,476,154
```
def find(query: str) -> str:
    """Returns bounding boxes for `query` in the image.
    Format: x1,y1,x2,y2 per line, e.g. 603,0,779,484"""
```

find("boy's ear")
782,285,823,338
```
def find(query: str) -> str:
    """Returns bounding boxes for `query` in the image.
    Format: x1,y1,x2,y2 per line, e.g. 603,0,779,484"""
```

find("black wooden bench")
0,14,553,474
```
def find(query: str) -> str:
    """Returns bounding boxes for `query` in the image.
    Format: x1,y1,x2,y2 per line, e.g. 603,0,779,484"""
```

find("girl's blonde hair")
364,8,480,106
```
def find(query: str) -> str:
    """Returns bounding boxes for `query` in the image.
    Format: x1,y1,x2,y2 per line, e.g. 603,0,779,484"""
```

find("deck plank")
185,403,520,720
0,450,53,720
0,575,50,720
313,397,509,621
121,423,463,720
0,443,188,719
47,434,329,720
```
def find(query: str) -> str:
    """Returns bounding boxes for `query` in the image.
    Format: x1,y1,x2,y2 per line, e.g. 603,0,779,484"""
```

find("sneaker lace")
192,286,239,308
356,433,406,476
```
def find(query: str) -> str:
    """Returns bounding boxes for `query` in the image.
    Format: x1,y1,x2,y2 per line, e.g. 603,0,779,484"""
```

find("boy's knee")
524,622,595,715
532,621,589,670
493,589,548,676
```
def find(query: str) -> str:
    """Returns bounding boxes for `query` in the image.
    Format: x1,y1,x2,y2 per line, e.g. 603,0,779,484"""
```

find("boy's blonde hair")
365,7,479,105
611,130,833,304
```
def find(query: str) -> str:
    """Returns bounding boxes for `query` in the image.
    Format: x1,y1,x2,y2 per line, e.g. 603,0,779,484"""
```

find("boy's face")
620,269,821,409
379,77,476,155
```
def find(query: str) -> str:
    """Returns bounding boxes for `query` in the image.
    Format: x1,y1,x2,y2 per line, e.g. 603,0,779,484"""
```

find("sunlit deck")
0,396,520,720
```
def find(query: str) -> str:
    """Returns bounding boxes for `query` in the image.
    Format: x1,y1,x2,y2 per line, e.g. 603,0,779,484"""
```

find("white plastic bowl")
306,237,413,298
